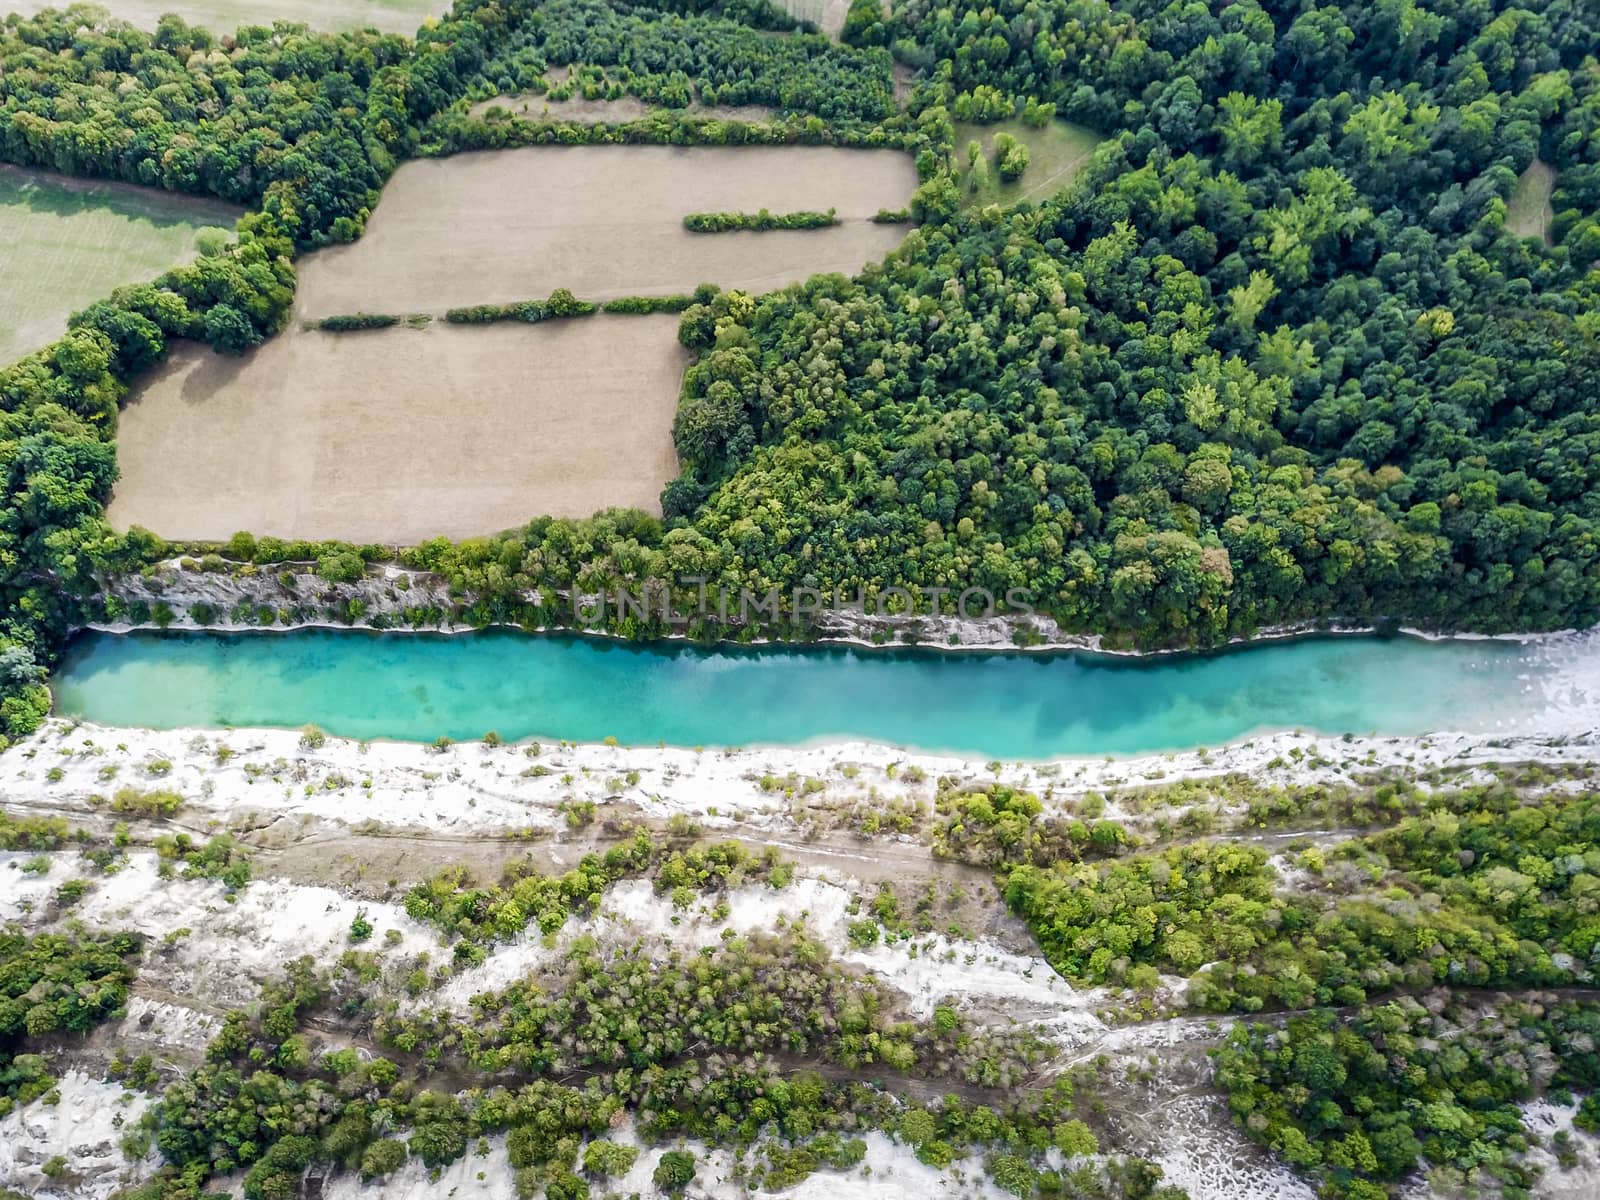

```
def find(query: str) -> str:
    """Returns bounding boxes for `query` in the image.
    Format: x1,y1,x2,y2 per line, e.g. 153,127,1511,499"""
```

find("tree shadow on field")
0,163,240,231
115,341,255,414
175,343,254,406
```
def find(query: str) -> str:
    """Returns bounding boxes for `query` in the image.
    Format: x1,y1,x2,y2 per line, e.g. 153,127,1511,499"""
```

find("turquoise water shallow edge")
48,628,1597,758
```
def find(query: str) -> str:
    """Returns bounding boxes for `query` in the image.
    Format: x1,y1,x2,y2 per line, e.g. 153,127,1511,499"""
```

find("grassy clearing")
775,0,850,37
0,165,239,368
954,118,1104,209
1507,158,1556,243
296,145,917,318
109,317,686,543
6,0,445,36
471,65,776,124
471,91,777,125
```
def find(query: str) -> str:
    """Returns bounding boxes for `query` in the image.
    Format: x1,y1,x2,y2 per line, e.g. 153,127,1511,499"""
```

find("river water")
49,628,1600,757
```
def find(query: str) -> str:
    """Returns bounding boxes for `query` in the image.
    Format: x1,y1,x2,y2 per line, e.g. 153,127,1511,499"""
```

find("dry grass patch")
108,316,685,543
295,145,918,318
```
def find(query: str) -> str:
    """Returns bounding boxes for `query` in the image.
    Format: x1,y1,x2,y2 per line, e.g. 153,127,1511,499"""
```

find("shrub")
0,813,72,851
602,294,696,314
318,313,400,332
446,289,597,325
988,1152,1037,1197
360,1138,407,1179
55,878,92,907
111,787,183,816
315,551,366,583
1053,1119,1098,1157
683,208,836,232
154,833,251,895
846,919,880,947
653,1150,696,1193
582,1140,638,1179
994,132,1030,181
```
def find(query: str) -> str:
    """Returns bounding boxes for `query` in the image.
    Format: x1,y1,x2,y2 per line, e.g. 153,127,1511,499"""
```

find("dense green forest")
0,0,1598,726
1215,996,1600,1199
464,0,898,118
0,928,141,1114
1000,783,1600,1010
665,0,1600,647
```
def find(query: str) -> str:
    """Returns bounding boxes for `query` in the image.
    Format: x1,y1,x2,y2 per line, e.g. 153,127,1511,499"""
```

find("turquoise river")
50,629,1598,758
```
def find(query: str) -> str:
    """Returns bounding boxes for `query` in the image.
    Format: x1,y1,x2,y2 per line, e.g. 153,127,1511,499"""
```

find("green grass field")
0,166,240,367
6,0,446,37
955,118,1103,209
1507,159,1556,243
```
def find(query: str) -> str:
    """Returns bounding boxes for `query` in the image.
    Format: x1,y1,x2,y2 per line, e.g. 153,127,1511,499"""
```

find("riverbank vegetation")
381,931,1055,1086
0,835,1164,1200
0,851,1130,1200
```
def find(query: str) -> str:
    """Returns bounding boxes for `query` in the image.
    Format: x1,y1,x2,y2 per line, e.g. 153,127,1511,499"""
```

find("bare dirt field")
108,316,685,543
296,144,918,318
7,0,445,36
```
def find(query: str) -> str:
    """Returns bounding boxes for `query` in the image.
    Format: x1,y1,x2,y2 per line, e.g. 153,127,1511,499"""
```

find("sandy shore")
10,717,1598,842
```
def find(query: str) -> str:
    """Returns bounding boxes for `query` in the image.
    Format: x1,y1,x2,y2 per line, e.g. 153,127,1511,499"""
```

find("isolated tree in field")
993,131,1030,181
